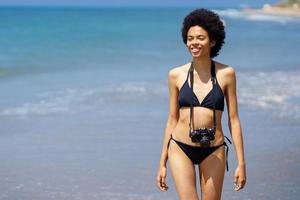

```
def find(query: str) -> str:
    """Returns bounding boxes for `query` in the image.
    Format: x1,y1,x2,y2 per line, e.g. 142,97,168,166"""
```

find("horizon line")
0,4,259,9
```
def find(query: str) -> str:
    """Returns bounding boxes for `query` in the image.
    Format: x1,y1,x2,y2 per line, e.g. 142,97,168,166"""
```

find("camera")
190,127,215,148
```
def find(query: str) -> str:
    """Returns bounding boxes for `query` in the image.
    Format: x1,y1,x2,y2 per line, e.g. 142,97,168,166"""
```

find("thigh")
168,139,199,200
199,146,226,200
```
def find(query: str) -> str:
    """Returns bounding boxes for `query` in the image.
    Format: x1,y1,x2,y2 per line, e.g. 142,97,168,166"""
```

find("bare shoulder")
168,66,181,79
214,61,235,75
214,61,236,84
168,63,190,77
168,63,191,86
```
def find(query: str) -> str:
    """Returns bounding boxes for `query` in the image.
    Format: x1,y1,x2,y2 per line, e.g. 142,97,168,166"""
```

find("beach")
243,3,300,18
0,6,300,200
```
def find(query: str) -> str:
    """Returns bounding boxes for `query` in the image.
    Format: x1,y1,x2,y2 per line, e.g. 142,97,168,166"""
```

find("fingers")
234,174,238,185
234,177,246,191
234,174,238,190
239,178,246,189
156,175,168,192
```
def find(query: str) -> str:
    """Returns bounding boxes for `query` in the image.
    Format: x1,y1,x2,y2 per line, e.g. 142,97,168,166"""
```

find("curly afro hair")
181,8,225,58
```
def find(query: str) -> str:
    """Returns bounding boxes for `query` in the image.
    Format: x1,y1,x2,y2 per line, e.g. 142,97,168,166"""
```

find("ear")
210,41,216,47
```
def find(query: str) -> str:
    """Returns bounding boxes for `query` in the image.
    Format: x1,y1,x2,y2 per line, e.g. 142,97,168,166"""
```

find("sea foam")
215,9,300,24
1,70,299,123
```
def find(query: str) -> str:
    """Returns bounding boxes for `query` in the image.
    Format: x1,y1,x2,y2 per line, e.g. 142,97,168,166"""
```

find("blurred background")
0,0,299,199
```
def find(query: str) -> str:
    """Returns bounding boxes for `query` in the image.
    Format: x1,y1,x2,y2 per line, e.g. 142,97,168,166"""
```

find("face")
186,25,215,58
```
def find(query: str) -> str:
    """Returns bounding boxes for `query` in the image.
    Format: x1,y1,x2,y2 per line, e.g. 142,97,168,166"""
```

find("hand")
156,165,168,191
234,164,246,191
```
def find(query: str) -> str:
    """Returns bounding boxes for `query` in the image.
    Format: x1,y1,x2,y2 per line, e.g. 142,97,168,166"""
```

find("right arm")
156,68,180,191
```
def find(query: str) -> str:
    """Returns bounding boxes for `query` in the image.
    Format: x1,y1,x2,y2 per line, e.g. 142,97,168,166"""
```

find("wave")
0,88,99,117
1,70,300,123
0,81,166,118
238,70,300,123
214,9,300,24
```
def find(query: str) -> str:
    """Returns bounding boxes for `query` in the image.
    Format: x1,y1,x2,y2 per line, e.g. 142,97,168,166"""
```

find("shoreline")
243,3,300,18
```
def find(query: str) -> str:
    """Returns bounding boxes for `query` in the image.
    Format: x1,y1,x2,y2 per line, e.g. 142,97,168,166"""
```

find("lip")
191,48,201,53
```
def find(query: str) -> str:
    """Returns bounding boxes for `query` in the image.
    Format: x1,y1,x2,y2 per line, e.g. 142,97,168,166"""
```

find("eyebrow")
187,35,206,37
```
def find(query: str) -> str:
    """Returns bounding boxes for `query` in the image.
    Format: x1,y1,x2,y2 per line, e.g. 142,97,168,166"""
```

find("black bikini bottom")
167,134,232,171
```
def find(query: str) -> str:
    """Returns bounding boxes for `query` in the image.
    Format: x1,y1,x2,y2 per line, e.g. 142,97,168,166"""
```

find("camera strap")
189,60,217,134
189,63,194,134
211,61,217,132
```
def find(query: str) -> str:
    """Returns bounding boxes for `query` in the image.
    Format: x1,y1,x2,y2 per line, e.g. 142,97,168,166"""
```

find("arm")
224,67,246,191
159,69,179,167
156,68,179,191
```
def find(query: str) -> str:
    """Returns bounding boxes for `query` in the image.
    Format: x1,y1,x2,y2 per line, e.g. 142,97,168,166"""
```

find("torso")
171,61,229,147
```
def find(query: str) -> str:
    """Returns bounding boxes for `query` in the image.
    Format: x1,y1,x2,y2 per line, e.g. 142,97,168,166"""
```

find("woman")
156,8,246,200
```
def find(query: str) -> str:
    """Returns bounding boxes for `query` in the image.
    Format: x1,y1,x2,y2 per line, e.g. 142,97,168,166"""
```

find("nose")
190,38,200,45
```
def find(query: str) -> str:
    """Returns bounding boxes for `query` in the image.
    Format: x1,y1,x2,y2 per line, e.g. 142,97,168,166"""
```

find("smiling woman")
156,8,246,200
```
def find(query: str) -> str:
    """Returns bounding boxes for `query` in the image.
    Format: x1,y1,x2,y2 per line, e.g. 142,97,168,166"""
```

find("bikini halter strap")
188,60,217,134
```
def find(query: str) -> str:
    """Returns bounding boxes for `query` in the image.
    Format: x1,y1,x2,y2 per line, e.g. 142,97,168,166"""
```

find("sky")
0,0,279,7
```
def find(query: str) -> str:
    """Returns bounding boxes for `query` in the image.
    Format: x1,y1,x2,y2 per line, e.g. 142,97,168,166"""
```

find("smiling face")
186,25,215,58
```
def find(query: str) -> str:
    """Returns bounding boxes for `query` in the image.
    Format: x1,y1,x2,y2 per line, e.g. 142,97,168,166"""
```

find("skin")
156,25,246,200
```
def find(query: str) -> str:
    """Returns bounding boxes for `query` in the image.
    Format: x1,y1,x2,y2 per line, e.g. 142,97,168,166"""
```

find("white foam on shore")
238,70,300,123
0,81,166,118
0,88,99,117
1,70,300,123
215,9,300,24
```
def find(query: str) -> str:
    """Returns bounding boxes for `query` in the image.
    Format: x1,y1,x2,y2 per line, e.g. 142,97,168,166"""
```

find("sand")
243,3,300,17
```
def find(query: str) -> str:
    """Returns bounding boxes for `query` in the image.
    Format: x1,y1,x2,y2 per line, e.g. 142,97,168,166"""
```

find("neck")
192,56,212,72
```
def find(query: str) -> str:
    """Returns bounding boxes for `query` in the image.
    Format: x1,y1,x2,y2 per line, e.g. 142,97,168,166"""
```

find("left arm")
224,66,246,191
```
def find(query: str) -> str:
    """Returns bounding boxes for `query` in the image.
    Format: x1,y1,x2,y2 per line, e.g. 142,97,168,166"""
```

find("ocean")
0,6,300,200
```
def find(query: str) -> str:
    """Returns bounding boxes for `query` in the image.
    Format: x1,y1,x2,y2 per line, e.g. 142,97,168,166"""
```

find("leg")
199,145,226,200
168,139,199,200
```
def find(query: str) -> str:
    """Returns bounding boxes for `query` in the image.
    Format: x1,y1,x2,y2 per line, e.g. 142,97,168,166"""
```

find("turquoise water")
1,7,300,117
0,6,300,200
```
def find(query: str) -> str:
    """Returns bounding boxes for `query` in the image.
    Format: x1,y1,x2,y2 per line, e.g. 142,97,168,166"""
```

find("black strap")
167,134,173,149
224,142,229,171
189,60,217,134
187,62,232,171
224,135,232,171
211,61,217,132
189,62,194,134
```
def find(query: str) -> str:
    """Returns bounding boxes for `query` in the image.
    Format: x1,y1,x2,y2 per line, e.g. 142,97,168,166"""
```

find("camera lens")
200,136,210,148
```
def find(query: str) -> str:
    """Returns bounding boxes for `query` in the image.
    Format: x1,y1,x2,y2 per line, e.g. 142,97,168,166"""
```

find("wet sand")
0,106,299,200
243,4,300,18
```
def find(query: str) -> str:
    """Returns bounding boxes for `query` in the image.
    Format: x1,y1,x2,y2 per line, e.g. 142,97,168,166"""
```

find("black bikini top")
178,60,224,111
